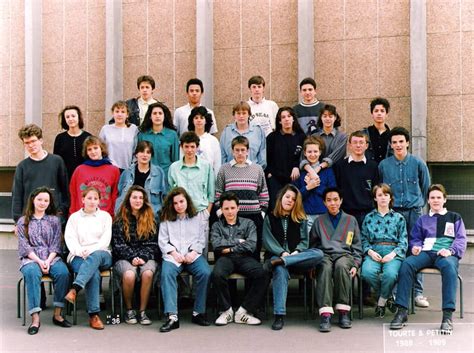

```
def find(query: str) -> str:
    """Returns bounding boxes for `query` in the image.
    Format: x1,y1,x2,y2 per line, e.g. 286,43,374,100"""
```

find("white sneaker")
215,308,234,326
234,307,261,325
415,295,430,308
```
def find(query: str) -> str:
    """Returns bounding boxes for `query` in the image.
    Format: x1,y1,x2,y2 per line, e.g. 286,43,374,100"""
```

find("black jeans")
211,254,269,314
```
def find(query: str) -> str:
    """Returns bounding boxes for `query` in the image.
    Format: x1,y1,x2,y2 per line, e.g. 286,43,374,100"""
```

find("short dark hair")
248,75,265,88
180,131,200,147
59,105,84,130
231,136,249,150
18,124,43,140
370,97,390,113
428,184,447,199
188,106,214,133
219,191,240,207
137,75,156,90
389,126,410,143
275,107,303,134
134,140,154,157
316,104,342,129
299,77,317,89
323,187,343,201
186,78,204,93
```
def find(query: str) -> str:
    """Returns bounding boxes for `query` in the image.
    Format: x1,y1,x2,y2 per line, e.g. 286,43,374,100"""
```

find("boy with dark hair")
247,75,279,137
124,75,157,126
173,78,218,136
310,187,362,332
363,97,392,164
211,192,269,326
168,131,214,216
378,126,431,308
293,77,325,135
12,124,69,223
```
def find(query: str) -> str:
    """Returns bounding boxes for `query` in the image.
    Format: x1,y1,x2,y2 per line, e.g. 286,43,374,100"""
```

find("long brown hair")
115,186,156,241
273,184,306,223
23,187,57,242
160,187,197,222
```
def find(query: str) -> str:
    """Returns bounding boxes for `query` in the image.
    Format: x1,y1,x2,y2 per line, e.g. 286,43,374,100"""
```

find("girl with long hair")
138,102,179,175
158,187,211,332
262,184,323,330
18,187,71,334
112,186,159,325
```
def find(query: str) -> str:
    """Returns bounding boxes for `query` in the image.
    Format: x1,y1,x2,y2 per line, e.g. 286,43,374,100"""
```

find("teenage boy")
215,136,269,258
211,192,269,326
126,75,157,126
247,75,279,137
310,187,362,333
334,131,379,227
173,78,218,137
363,97,393,164
12,124,69,223
293,77,325,136
378,126,431,307
168,131,214,217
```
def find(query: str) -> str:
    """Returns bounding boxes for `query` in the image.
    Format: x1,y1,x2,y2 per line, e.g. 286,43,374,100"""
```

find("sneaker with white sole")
234,307,261,325
415,296,430,308
215,308,234,326
125,309,137,324
138,310,152,325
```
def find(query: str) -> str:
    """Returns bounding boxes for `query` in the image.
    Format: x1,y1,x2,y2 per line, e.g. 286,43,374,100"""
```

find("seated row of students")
18,181,467,336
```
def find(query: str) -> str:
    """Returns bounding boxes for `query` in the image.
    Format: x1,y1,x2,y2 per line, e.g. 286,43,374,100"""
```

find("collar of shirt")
348,155,367,164
429,208,448,216
248,97,267,105
230,159,252,167
222,216,241,227
138,97,157,105
328,211,342,228
317,129,337,137
179,156,201,169
79,208,99,217
394,154,410,165
231,123,257,134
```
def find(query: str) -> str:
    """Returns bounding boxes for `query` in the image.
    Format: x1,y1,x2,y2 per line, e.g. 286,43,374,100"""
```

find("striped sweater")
215,161,269,214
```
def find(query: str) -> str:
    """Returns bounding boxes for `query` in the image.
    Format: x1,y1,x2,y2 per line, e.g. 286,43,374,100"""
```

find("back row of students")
13,75,466,336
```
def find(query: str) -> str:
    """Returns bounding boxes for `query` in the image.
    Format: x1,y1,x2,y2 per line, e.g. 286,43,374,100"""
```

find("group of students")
13,74,467,336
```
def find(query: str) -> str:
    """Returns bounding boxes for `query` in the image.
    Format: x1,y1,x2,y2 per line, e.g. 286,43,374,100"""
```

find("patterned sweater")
215,160,269,214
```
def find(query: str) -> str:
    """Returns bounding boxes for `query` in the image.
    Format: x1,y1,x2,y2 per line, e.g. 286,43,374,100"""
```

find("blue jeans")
272,248,323,315
21,260,70,315
70,250,112,314
395,251,459,311
361,255,402,301
161,256,211,315
395,207,423,297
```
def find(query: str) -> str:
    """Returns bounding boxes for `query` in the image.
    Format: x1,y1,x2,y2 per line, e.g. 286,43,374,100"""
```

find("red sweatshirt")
69,164,120,218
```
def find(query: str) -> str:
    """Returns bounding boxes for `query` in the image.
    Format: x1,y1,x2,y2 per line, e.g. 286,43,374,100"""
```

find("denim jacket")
115,163,168,219
378,154,430,209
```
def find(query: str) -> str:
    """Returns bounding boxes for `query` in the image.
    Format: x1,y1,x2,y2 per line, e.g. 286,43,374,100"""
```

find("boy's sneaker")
138,311,152,325
125,309,137,324
319,315,331,332
375,306,385,318
215,308,234,326
386,296,397,313
415,295,430,308
234,307,261,325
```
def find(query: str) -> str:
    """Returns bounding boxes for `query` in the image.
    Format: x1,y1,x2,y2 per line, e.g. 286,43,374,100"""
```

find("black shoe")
27,323,40,335
319,315,331,332
375,306,385,318
159,318,180,332
338,312,352,329
440,318,453,335
40,284,47,310
192,313,211,326
271,315,284,330
386,296,397,313
52,316,72,328
390,308,408,330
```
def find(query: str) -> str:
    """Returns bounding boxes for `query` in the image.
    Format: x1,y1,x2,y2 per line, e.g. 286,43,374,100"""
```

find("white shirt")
138,97,157,124
247,97,279,137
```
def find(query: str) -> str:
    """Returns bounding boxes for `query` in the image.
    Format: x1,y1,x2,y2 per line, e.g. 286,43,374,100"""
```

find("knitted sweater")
215,161,269,214
309,211,362,266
